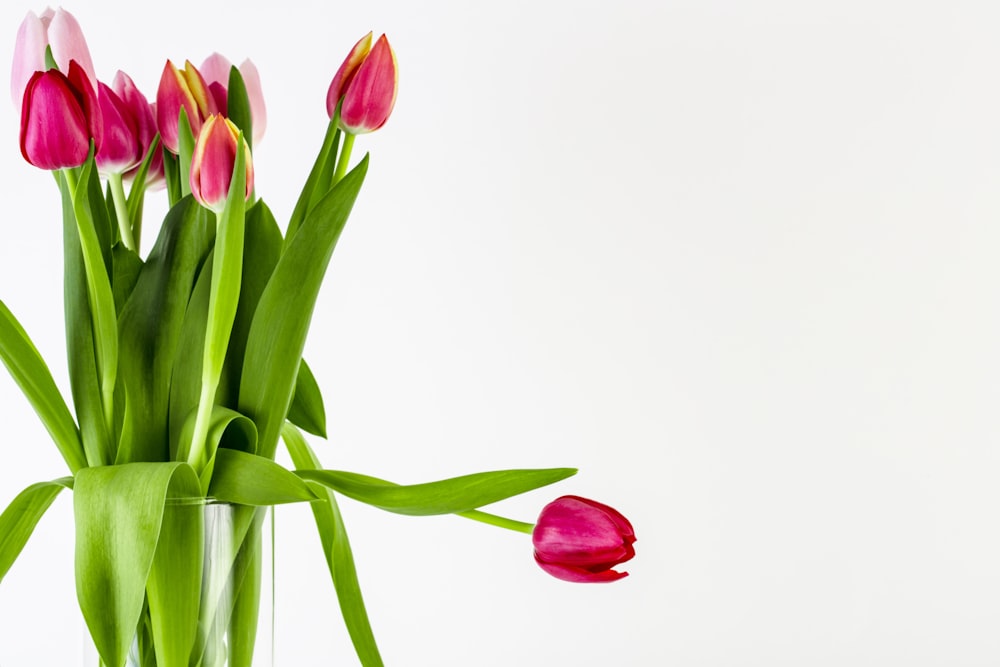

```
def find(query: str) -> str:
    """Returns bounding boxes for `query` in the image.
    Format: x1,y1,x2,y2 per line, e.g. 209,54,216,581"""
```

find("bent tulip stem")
458,509,534,534
332,132,356,184
108,173,136,252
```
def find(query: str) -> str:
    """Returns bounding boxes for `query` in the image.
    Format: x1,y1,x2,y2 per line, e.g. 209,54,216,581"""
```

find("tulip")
189,115,253,212
20,60,102,170
113,71,163,185
95,82,142,176
11,7,96,108
156,59,218,153
532,495,636,583
199,53,266,145
326,32,397,134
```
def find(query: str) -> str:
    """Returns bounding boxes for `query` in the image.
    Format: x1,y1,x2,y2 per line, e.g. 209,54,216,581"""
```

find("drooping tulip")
155,59,218,153
199,53,266,145
11,7,96,107
20,60,102,170
189,114,253,212
326,33,397,134
112,71,163,185
532,495,636,583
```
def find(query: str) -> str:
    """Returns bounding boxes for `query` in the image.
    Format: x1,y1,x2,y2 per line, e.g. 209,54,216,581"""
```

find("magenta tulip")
156,59,218,153
189,115,253,212
199,53,266,145
11,7,96,108
112,71,163,185
532,495,636,583
20,60,102,170
326,33,398,134
95,82,142,176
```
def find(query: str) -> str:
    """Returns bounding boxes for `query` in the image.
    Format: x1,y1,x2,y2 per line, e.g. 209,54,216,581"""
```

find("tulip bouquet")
0,7,636,667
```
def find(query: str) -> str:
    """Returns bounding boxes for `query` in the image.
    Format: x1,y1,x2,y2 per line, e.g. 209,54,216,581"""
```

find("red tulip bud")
326,33,397,134
112,71,163,186
95,82,142,176
532,496,636,583
189,115,253,212
19,60,102,170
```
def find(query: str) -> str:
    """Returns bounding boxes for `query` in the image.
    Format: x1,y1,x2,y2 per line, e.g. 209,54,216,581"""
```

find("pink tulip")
199,53,266,145
113,71,163,185
11,7,96,107
20,60,102,170
532,495,636,583
326,33,397,134
95,82,142,176
155,59,218,154
189,115,253,212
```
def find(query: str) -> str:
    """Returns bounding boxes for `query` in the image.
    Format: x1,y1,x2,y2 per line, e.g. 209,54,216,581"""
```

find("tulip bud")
326,33,397,134
199,53,267,145
189,115,253,212
95,82,142,176
20,60,102,170
532,495,636,583
11,7,96,108
156,59,218,153
112,71,163,186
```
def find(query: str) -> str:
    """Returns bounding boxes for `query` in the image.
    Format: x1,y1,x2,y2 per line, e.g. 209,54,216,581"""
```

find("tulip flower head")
95,81,142,176
11,7,96,107
20,60,102,170
156,59,218,153
532,495,636,583
112,71,163,186
326,32,397,134
189,114,253,212
199,53,266,145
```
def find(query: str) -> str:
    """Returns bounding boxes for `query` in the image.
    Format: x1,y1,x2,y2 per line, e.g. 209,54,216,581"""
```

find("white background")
0,0,998,664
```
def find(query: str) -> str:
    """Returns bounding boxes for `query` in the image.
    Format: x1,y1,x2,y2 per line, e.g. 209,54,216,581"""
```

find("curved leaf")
296,466,577,516
286,359,326,438
283,424,383,666
0,478,72,584
208,448,317,505
75,462,201,667
0,300,84,472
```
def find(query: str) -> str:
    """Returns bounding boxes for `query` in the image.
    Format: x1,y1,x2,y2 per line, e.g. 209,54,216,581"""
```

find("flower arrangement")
0,8,636,666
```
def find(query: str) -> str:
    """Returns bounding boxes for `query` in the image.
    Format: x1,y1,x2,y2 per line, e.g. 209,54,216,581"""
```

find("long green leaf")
0,478,72,584
296,466,577,516
208,448,317,505
285,118,340,245
227,66,253,152
286,358,327,438
0,301,84,472
117,196,214,463
75,462,201,667
59,171,110,467
283,424,383,666
239,156,368,460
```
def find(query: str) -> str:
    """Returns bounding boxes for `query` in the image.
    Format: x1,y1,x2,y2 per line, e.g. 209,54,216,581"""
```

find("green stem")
108,173,136,252
457,509,534,534
332,132,356,184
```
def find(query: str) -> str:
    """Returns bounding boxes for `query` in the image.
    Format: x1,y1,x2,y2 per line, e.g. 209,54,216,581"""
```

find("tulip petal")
534,558,630,583
199,52,233,88
11,11,47,108
20,70,90,170
95,82,141,175
66,61,102,152
239,59,267,145
48,9,96,89
326,31,373,118
340,34,398,134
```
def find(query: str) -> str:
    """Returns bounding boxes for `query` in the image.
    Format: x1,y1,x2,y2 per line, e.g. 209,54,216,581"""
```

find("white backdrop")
1,0,999,664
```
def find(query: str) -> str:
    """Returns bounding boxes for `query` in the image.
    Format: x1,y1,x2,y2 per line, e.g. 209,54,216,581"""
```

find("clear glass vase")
83,500,274,667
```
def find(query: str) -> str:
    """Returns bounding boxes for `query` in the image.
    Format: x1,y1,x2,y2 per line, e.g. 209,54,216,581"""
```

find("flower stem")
108,172,137,252
332,132,356,184
457,509,535,534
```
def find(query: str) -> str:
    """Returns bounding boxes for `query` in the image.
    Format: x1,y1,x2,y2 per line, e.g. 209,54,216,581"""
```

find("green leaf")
283,424,383,666
239,156,368,460
0,478,72,584
208,448,317,505
59,171,111,467
111,243,143,313
285,118,340,245
0,300,85,473
286,358,327,438
296,466,577,516
127,134,162,249
173,405,258,494
74,462,201,667
117,196,214,463
227,66,253,152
